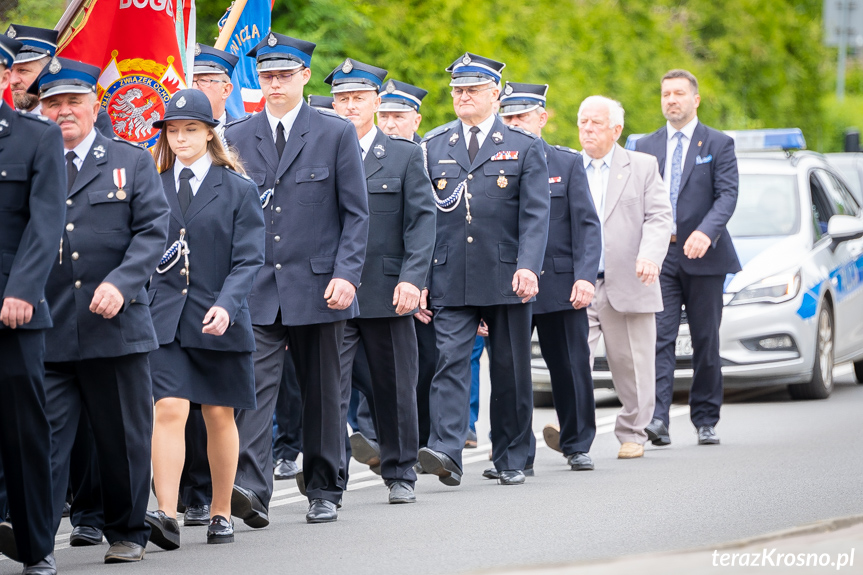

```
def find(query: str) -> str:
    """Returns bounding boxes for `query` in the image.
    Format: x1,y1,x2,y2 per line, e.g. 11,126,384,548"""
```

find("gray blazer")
599,144,672,314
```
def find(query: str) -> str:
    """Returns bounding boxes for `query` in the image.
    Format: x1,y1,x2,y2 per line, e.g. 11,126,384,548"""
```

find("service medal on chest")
437,178,447,190
113,168,127,200
497,175,508,188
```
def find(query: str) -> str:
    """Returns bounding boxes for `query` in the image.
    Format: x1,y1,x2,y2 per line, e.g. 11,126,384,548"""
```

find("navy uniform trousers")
0,330,54,563
273,350,303,464
429,304,534,472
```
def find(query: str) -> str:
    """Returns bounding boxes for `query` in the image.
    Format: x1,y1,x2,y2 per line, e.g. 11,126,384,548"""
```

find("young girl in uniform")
145,89,265,548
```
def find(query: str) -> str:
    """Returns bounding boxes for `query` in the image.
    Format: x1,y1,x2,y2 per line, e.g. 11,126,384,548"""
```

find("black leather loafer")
306,499,338,523
69,525,103,546
23,552,56,575
183,505,210,526
145,510,180,550
0,521,18,561
646,418,672,446
206,515,234,544
230,485,269,529
567,452,595,471
483,463,534,480
697,425,720,445
388,481,416,504
497,470,526,485
417,448,462,486
274,459,300,480
350,432,382,475
104,541,145,563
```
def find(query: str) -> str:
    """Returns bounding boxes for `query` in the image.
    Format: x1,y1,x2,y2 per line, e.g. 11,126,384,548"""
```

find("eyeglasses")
451,86,494,99
192,78,228,88
258,70,303,85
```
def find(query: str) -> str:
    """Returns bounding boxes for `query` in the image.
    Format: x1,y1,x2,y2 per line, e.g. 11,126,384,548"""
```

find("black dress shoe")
69,525,103,546
697,425,720,445
417,447,462,486
0,521,18,561
183,504,210,526
104,541,146,563
306,499,338,523
497,470,526,485
62,501,71,518
645,418,672,446
230,485,269,529
274,459,300,480
23,552,56,575
206,515,234,544
567,452,595,471
483,463,534,480
350,432,382,475
145,510,180,550
388,481,416,504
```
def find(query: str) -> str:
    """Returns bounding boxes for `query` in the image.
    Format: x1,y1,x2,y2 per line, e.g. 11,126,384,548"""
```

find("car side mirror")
828,214,863,250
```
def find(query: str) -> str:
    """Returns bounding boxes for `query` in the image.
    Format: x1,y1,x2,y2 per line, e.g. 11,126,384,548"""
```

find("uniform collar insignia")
0,118,8,127
491,131,503,143
373,143,385,158
449,131,459,145
93,144,105,159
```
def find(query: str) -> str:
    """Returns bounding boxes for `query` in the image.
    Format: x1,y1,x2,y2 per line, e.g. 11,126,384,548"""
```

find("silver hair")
577,95,625,129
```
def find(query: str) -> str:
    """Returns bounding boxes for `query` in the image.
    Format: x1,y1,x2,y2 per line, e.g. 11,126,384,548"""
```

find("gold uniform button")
66,223,74,232
275,264,282,270
66,199,73,206
181,289,188,295
274,236,281,242
275,207,282,213
71,252,79,261
467,174,473,180
467,236,474,243
74,280,81,289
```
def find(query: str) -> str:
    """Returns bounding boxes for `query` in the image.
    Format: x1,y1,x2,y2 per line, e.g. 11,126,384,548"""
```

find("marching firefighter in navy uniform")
35,58,170,565
418,53,549,487
326,59,436,503
144,89,265,549
377,79,428,143
0,34,66,575
224,32,368,525
498,82,602,474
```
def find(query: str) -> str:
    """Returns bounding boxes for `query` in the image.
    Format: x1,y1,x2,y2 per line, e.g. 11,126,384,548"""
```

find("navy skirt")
150,339,256,410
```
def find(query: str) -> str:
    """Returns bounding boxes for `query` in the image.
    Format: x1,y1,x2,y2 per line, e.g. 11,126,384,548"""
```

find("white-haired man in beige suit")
578,95,673,460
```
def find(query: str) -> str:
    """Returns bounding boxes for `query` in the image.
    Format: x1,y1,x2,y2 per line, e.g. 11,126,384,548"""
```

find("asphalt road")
3,362,862,575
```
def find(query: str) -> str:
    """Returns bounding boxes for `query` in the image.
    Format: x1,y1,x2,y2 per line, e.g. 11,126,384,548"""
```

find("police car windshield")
727,174,799,237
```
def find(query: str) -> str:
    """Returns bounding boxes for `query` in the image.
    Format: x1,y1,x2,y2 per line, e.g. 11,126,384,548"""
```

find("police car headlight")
728,270,801,305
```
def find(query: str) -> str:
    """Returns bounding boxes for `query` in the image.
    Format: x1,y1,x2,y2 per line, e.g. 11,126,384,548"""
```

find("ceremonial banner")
56,0,187,147
219,0,270,117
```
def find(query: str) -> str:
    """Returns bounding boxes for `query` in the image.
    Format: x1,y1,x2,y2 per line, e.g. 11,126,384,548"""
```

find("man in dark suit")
635,69,740,446
327,59,436,504
0,35,66,575
498,82,602,472
225,32,368,524
418,53,549,487
36,58,170,564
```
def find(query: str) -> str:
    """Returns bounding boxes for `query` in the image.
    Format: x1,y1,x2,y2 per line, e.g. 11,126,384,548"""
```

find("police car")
531,129,863,406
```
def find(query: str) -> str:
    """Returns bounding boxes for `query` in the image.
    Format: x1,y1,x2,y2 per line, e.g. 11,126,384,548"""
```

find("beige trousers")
587,279,657,445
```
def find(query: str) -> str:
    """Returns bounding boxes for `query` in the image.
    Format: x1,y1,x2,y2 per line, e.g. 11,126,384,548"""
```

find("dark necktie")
65,151,78,193
468,126,480,164
178,168,194,216
275,122,286,157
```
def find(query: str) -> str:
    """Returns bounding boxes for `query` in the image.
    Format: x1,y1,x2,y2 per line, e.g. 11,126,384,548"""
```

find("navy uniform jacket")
635,122,741,275
422,116,549,307
357,129,435,318
225,103,369,326
0,104,66,331
533,142,601,315
148,165,265,352
44,132,170,361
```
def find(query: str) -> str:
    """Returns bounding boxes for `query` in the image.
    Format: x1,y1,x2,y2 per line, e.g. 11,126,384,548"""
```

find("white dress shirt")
173,153,213,196
265,100,303,143
462,113,496,151
66,128,98,170
358,125,378,160
583,146,615,274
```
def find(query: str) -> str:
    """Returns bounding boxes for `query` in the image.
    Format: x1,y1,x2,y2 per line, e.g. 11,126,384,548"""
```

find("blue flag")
219,0,271,118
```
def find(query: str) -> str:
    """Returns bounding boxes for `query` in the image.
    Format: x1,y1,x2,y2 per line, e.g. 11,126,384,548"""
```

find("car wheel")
854,360,863,384
788,303,833,400
533,390,554,408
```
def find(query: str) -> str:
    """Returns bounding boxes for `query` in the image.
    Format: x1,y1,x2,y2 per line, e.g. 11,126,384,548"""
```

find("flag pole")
55,0,86,33
214,0,249,51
